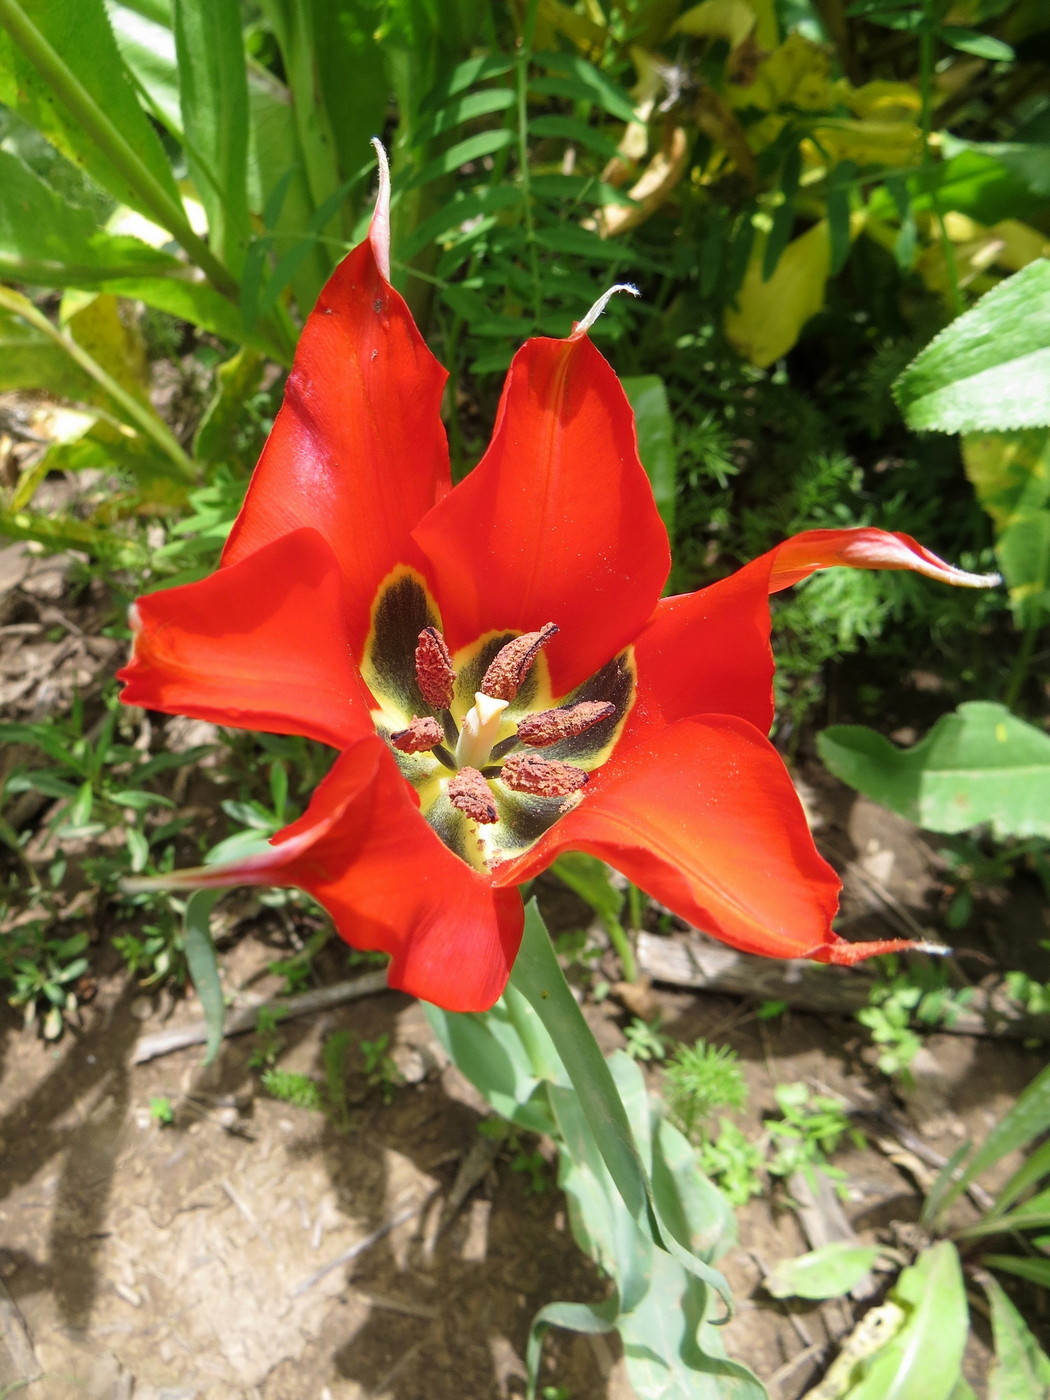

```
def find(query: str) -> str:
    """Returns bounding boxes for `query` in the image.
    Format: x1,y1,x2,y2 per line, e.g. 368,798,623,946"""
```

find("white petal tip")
572,283,641,338
369,138,392,283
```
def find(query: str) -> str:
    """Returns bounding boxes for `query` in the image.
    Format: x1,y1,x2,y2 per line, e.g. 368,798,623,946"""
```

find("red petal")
174,738,523,1012
628,526,998,742
765,528,1000,593
412,333,670,695
118,529,372,748
494,715,915,965
222,238,450,652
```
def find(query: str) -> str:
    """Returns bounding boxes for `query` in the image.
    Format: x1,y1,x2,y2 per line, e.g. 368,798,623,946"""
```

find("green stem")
0,287,196,482
606,917,638,984
1004,617,1040,710
0,0,237,301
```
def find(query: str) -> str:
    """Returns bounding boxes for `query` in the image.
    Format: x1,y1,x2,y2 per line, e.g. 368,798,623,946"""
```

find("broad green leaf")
765,1243,881,1300
763,144,802,283
307,0,387,216
818,702,1050,839
622,376,677,532
106,0,182,134
0,0,182,220
0,147,177,284
894,261,1050,433
844,1243,968,1400
0,308,107,403
172,0,251,273
979,1272,1050,1400
182,889,225,1065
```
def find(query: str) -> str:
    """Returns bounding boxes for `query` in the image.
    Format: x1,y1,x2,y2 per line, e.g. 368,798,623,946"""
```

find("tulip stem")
605,917,638,985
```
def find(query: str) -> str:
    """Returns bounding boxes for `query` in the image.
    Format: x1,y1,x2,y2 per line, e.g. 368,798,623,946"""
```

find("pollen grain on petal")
447,766,499,824
481,623,559,701
500,753,589,797
390,716,444,753
517,700,616,747
415,626,456,709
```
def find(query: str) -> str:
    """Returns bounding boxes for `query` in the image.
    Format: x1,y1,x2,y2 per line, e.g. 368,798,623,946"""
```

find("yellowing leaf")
833,79,921,122
728,33,833,114
674,0,756,48
724,219,831,367
808,118,922,168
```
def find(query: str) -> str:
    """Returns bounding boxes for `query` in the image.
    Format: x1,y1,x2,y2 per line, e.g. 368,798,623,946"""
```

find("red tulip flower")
118,152,996,1012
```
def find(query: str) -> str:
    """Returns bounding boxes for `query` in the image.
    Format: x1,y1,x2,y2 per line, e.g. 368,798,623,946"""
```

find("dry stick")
132,970,391,1065
635,932,1049,1042
289,1200,429,1299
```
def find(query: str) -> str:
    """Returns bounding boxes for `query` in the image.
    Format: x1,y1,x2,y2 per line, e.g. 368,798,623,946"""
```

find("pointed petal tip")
369,138,391,282
571,282,640,339
816,934,949,965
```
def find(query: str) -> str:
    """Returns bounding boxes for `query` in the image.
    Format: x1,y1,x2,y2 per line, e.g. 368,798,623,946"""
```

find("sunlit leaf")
724,219,830,367
621,376,676,532
766,1243,881,1300
818,702,1050,839
979,1272,1050,1400
894,260,1050,433
843,1243,967,1400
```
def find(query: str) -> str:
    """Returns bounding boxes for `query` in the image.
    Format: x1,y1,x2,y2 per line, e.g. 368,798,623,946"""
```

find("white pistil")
571,283,640,339
455,692,510,770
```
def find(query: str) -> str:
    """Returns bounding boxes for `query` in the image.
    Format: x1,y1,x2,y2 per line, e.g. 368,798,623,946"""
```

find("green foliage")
427,902,764,1400
819,702,1050,839
260,1067,324,1112
894,261,1050,436
856,959,975,1080
772,1060,1050,1396
623,1016,671,1063
663,1040,748,1143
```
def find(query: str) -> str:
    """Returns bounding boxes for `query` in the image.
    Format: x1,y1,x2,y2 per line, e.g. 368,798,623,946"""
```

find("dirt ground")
1,541,1048,1400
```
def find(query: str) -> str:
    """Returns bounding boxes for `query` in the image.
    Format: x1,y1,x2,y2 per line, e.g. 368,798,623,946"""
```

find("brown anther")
480,623,559,701
500,753,589,798
447,767,499,824
516,700,616,748
415,626,455,709
390,716,444,754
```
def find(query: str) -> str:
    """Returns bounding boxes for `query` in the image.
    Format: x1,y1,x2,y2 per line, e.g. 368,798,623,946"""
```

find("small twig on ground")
131,970,391,1064
289,1199,430,1299
221,1177,274,1252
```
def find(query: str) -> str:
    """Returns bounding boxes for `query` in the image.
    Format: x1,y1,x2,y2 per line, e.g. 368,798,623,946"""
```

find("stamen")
415,626,455,710
500,754,589,798
480,623,558,701
455,692,510,769
447,767,499,824
390,716,443,754
516,700,616,747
